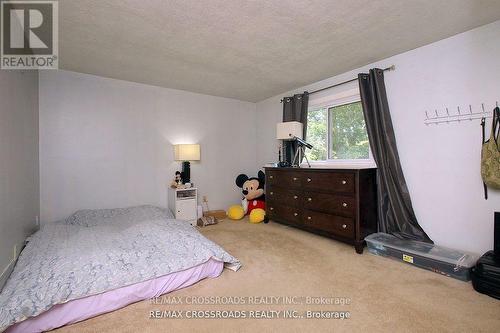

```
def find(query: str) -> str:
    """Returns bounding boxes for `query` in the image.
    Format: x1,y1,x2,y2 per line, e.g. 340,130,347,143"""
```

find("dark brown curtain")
359,69,432,243
282,92,309,164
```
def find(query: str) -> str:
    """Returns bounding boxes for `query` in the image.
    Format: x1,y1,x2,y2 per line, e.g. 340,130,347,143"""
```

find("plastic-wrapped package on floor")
366,233,479,281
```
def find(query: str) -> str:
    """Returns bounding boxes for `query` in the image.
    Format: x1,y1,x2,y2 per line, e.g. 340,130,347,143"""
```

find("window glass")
305,100,371,162
329,101,369,159
305,107,327,161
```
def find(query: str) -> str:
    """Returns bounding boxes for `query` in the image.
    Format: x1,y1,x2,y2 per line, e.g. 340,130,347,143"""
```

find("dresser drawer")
266,170,279,185
302,172,355,193
302,192,355,217
267,187,302,207
302,210,354,238
267,170,302,189
267,201,301,224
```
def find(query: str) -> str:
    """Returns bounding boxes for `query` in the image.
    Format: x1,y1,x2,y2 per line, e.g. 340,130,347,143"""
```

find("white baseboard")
0,259,15,292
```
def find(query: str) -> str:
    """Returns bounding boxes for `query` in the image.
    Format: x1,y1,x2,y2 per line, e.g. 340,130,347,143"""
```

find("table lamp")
276,121,312,168
276,121,303,141
174,144,200,183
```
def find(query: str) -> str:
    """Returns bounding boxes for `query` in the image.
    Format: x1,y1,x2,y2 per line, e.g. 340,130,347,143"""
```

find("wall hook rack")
424,102,497,125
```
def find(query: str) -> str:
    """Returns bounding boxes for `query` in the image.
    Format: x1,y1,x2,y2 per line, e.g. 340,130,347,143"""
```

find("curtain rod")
280,65,396,102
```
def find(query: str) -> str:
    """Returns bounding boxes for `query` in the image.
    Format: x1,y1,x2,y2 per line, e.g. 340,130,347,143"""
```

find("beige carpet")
54,218,500,333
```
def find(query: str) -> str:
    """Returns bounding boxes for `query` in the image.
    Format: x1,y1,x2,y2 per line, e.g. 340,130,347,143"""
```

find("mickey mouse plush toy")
235,171,269,223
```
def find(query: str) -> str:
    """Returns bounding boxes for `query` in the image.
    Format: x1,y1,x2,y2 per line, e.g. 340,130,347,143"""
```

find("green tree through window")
305,108,327,160
306,101,369,161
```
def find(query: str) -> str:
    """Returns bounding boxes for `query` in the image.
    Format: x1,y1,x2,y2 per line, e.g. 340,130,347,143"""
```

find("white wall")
256,21,500,254
0,71,39,288
38,21,499,253
39,70,257,223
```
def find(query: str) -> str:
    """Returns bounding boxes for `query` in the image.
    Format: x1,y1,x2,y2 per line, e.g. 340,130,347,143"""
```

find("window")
306,99,374,166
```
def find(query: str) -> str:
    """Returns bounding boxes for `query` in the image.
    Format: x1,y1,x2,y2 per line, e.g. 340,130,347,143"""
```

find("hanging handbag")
481,107,500,193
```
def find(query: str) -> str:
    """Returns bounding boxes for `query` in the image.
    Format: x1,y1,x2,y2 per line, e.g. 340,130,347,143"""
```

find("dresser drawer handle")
342,224,347,229
293,177,298,181
307,197,312,202
270,207,274,211
307,178,311,182
342,180,347,185
342,202,348,207
307,216,312,220
293,212,298,217
293,195,298,199
270,191,274,195
269,175,274,179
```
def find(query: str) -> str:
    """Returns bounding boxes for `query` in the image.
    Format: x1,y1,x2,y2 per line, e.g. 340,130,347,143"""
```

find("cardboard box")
204,210,227,219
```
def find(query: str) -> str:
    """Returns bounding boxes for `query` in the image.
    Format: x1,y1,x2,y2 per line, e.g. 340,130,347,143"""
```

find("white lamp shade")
174,144,201,161
276,121,303,140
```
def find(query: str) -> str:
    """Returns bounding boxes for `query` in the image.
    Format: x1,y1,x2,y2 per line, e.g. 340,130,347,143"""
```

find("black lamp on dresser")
264,167,377,254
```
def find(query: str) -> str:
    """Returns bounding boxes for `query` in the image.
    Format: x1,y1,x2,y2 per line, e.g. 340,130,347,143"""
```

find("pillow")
65,205,173,227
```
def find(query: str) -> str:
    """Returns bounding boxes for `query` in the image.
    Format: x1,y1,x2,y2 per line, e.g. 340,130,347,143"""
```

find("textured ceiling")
59,0,500,102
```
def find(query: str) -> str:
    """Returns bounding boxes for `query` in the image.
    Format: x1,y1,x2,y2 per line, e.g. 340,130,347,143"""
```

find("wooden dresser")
264,167,377,254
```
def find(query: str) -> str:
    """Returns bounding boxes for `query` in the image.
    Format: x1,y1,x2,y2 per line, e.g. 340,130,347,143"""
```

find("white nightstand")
168,187,198,226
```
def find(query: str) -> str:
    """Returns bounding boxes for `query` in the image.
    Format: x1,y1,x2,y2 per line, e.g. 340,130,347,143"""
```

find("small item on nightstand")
170,171,183,188
197,216,218,227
